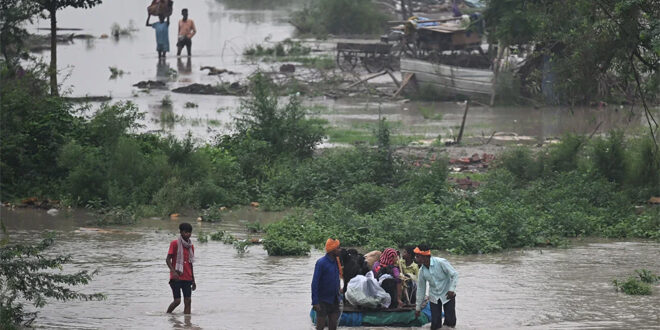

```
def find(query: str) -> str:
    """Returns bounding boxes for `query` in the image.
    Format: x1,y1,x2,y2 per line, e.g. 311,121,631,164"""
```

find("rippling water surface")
2,208,659,329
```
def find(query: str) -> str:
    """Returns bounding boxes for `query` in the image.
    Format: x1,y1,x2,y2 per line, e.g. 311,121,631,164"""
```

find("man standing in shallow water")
166,222,196,314
176,8,196,56
311,238,342,330
414,244,458,329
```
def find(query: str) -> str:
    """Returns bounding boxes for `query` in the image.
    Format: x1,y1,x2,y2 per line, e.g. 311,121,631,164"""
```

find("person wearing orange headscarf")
414,244,459,329
311,238,342,330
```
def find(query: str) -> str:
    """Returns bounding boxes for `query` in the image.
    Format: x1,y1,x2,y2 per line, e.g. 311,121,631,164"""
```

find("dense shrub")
290,0,389,36
0,64,80,200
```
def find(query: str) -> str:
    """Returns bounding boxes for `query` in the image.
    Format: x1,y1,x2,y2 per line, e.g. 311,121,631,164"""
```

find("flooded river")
31,0,657,144
19,1,660,328
2,208,659,329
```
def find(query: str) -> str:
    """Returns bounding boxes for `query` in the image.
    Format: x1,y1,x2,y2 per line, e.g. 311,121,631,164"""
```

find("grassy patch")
418,105,444,120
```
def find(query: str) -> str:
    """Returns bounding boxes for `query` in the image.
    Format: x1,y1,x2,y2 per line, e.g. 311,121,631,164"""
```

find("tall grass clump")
290,0,389,36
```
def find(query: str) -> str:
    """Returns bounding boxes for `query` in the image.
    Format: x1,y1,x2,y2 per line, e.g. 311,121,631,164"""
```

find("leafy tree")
0,234,104,328
34,0,103,95
0,62,80,200
0,0,40,65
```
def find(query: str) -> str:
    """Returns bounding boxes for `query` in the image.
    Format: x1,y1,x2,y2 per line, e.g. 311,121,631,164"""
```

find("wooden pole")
385,70,401,88
393,73,415,97
456,100,470,144
346,71,388,89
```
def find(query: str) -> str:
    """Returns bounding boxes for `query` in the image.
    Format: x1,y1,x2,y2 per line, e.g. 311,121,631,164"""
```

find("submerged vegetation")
290,0,390,36
613,269,659,295
2,61,659,257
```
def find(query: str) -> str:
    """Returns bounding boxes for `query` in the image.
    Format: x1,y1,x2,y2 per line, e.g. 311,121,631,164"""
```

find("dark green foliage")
613,277,652,295
613,269,657,295
290,0,389,36
92,206,137,226
590,131,626,183
494,147,541,182
484,0,660,104
0,0,40,63
262,134,660,256
231,73,325,159
0,64,80,200
243,39,311,57
0,235,104,328
200,204,223,222
263,216,315,256
635,269,659,284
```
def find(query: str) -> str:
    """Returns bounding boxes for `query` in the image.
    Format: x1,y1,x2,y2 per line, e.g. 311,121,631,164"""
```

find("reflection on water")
2,207,659,329
157,58,172,81
178,57,192,75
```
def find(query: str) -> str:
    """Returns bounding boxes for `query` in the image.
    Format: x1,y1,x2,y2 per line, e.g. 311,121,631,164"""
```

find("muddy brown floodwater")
30,0,657,144
2,207,659,330
21,0,660,328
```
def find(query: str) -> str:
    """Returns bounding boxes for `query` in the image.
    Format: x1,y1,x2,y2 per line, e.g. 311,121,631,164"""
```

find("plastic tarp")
345,272,391,309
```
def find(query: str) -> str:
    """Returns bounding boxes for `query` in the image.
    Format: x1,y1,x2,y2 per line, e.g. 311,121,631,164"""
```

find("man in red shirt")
166,222,196,314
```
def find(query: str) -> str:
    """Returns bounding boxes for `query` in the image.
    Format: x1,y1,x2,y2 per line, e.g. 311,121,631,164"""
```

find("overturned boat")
400,57,494,101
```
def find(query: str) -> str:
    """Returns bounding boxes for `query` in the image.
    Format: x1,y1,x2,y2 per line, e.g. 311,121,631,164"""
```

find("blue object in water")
310,308,363,326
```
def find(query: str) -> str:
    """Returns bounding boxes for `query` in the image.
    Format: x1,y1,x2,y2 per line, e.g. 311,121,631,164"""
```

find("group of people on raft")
311,238,459,330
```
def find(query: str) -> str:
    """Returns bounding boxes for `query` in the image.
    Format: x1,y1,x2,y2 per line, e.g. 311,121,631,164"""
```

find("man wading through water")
166,223,196,314
176,8,196,56
311,238,342,330
414,244,458,329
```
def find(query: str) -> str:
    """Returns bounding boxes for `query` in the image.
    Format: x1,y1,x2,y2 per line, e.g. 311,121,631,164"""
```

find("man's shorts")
169,280,193,299
317,300,339,318
177,36,192,48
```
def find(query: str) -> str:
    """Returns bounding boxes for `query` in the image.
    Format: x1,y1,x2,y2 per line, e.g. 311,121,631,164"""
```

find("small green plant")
197,231,208,243
613,269,658,295
613,278,653,295
200,205,223,222
635,269,659,284
208,230,226,241
91,207,137,226
233,240,250,254
160,95,173,107
418,105,444,120
246,222,263,233
109,66,125,79
184,102,198,108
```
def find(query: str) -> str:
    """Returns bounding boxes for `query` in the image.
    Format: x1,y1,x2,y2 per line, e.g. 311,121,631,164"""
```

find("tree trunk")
49,8,58,96
400,0,408,21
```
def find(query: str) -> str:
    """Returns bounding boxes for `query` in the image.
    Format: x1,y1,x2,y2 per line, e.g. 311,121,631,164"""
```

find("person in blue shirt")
311,238,342,330
146,14,170,58
414,244,459,329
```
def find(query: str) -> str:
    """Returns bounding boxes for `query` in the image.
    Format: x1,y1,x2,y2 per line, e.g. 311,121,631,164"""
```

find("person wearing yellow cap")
414,244,459,329
311,238,342,330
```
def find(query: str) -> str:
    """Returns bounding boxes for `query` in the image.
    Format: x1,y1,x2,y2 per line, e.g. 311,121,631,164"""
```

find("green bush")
589,131,626,183
91,207,137,226
0,63,80,200
340,183,390,214
153,177,198,216
290,0,389,36
200,204,223,222
232,73,325,159
613,277,653,295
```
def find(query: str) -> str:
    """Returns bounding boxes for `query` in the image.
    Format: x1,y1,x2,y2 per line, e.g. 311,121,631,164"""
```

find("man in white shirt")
414,244,459,329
